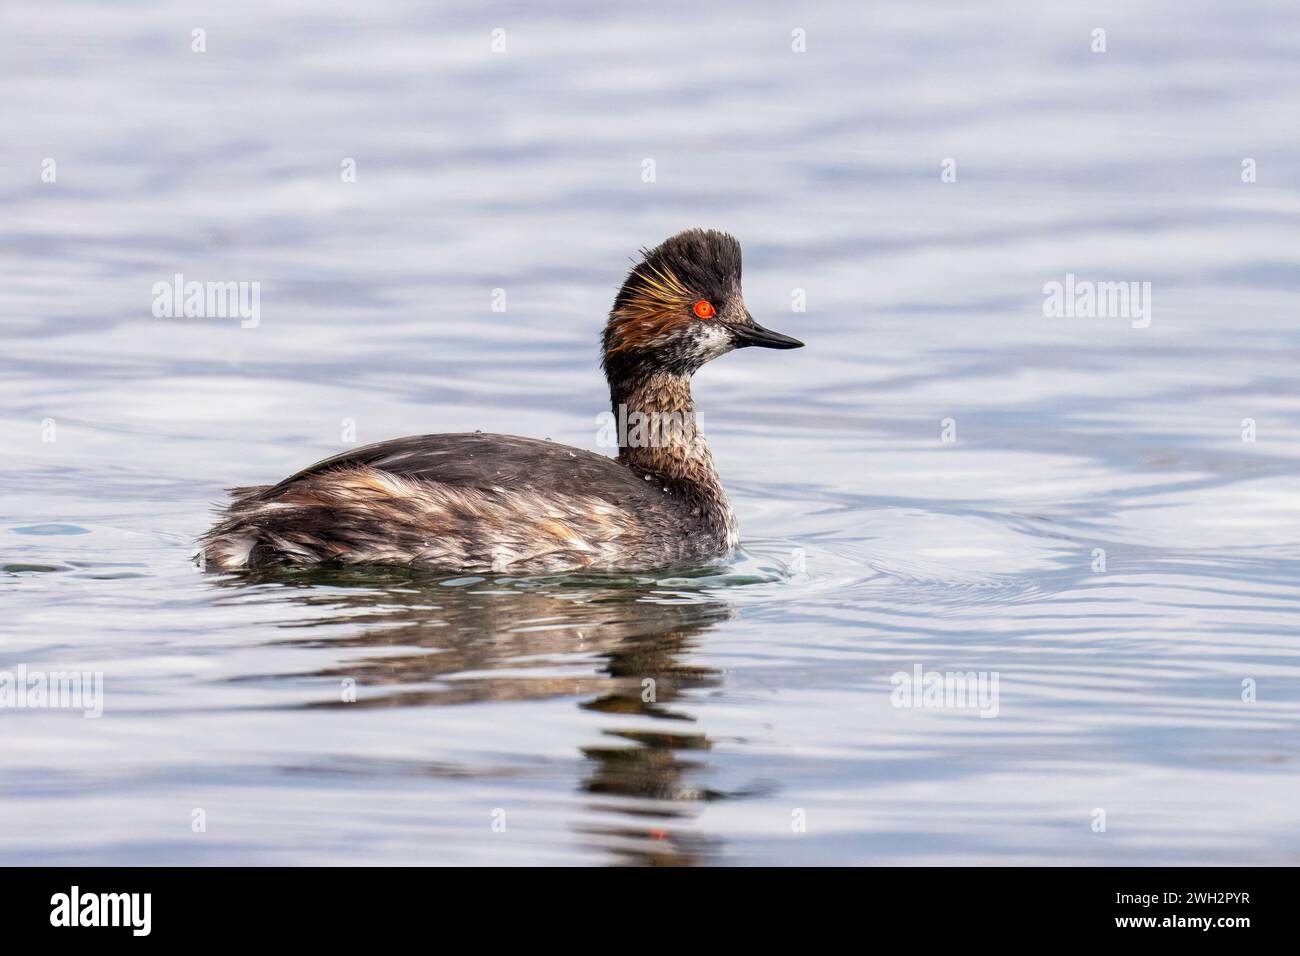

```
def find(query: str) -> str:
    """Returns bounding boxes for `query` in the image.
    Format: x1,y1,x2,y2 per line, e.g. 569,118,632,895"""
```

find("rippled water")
3,0,1299,864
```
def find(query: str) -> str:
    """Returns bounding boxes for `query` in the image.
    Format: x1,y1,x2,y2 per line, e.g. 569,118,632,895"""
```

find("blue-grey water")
2,0,1299,864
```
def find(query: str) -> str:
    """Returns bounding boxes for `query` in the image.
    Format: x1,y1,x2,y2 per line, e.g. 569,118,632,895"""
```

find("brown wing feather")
270,433,661,504
202,434,721,572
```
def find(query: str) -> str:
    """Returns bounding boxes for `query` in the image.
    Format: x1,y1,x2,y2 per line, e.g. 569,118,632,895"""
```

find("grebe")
201,229,803,573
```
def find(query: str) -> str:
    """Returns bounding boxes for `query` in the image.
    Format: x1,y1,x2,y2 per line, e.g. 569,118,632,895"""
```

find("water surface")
2,0,1299,864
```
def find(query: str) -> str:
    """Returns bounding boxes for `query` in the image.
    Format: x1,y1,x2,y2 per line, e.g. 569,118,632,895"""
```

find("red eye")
693,300,716,319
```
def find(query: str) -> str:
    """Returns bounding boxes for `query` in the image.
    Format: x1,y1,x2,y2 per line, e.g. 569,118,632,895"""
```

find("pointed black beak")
728,318,805,350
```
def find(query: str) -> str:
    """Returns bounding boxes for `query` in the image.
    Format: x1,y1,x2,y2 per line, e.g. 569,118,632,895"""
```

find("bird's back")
201,433,732,573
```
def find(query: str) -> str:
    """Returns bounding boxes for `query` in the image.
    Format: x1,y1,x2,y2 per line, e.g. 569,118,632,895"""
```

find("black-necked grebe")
201,229,803,573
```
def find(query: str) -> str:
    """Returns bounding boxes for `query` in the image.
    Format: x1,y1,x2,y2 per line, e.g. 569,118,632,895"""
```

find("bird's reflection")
219,567,745,864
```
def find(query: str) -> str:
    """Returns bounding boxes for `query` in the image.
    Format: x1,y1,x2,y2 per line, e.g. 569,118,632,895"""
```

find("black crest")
613,229,743,314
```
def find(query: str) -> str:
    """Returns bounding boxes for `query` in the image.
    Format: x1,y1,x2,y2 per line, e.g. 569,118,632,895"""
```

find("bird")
200,228,803,574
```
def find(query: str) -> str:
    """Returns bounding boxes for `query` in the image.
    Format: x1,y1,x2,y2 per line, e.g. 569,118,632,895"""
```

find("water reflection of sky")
1,0,1298,864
